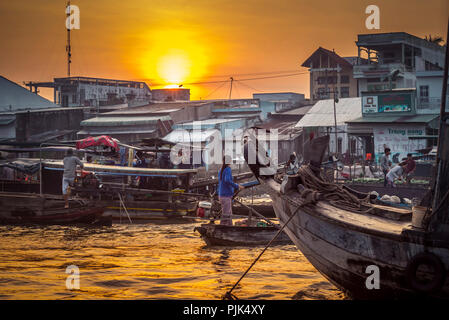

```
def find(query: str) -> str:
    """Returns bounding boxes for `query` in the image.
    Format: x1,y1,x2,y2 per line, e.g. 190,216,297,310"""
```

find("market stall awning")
346,114,438,124
346,114,439,134
76,135,119,150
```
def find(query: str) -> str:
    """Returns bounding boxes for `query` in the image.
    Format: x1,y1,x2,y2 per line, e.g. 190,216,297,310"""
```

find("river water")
0,222,345,300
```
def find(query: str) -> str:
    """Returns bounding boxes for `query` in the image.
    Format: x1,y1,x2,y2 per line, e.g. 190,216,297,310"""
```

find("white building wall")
416,72,449,114
319,125,351,155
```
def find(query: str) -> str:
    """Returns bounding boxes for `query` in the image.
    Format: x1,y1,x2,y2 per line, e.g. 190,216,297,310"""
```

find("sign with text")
362,96,378,113
374,125,426,163
378,93,412,112
363,93,413,114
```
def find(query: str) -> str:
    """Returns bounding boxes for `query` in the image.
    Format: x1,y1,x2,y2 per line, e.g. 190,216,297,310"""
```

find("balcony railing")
417,96,449,110
353,62,413,78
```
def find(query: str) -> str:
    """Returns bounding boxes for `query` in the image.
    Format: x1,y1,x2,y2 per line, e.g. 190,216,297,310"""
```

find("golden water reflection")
0,224,344,300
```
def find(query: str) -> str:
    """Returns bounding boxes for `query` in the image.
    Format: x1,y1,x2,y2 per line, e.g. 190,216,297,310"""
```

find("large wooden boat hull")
263,178,449,299
194,223,293,246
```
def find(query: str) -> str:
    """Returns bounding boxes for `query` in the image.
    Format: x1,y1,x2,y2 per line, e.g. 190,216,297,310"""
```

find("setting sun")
157,50,191,85
139,29,210,87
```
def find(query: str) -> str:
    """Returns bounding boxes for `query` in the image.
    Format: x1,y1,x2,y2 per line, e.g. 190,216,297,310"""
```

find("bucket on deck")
198,201,212,218
412,206,427,229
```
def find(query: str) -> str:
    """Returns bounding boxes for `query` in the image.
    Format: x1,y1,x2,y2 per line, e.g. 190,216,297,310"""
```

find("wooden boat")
243,111,449,299
238,28,449,298
194,222,292,246
40,160,200,222
0,192,108,225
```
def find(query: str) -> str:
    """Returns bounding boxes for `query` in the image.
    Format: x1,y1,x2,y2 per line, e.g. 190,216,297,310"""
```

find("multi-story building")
26,76,152,107
353,32,445,96
301,47,359,102
416,70,449,114
151,88,190,102
346,88,441,163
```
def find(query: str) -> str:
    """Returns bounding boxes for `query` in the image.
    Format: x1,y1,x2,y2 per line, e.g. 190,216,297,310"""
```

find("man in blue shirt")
218,156,244,225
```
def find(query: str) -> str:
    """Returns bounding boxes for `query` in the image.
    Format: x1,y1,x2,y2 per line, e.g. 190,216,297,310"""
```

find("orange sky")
0,0,447,101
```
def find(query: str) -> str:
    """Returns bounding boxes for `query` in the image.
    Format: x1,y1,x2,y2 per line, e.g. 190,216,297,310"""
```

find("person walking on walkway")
218,155,244,226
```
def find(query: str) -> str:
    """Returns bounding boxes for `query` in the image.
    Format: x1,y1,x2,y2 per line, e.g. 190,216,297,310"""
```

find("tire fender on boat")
405,252,446,293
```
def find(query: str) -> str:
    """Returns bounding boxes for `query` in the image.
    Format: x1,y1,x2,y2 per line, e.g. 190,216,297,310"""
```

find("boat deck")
315,201,411,236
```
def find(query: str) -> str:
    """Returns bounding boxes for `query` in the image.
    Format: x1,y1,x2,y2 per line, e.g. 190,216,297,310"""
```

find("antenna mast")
66,1,72,77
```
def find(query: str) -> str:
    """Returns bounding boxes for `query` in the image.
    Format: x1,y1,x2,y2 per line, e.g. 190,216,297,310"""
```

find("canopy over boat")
76,135,119,151
42,160,197,177
0,159,41,174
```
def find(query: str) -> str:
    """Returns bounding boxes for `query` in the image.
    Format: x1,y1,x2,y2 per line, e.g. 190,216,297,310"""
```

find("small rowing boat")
194,222,292,246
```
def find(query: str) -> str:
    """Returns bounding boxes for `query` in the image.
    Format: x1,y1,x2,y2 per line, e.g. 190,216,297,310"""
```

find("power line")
145,71,308,87
202,81,228,99
234,80,262,93
137,69,303,84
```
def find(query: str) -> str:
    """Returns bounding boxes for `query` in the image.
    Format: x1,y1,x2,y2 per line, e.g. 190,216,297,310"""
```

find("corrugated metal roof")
0,76,58,112
0,118,15,125
301,47,354,68
346,114,438,124
77,129,156,135
81,116,170,127
163,129,219,143
176,118,240,126
275,106,312,115
295,97,362,128
258,120,303,140
212,108,261,113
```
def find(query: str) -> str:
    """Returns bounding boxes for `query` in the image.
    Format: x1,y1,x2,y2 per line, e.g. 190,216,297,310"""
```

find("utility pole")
333,88,338,156
333,65,340,156
431,17,449,216
66,1,72,77
228,77,234,100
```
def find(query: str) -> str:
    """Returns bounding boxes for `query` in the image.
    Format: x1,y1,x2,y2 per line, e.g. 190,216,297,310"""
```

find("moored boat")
243,127,449,299
0,192,108,225
194,222,292,246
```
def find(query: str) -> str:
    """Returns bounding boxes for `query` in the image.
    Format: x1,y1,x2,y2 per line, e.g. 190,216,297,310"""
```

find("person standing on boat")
285,152,300,175
218,155,244,226
380,148,392,187
63,148,84,209
404,153,416,184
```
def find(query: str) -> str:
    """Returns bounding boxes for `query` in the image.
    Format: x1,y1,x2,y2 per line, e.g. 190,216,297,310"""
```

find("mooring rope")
222,164,375,299
293,165,374,214
222,196,316,300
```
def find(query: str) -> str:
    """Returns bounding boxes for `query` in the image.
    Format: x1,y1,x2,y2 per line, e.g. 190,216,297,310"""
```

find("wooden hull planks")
194,223,293,246
264,177,449,299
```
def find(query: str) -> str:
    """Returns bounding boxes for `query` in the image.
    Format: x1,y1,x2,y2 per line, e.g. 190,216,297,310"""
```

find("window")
367,77,381,83
340,87,350,98
420,85,429,102
316,87,330,99
340,75,350,84
337,137,343,154
328,76,337,84
317,76,337,84
350,138,357,155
